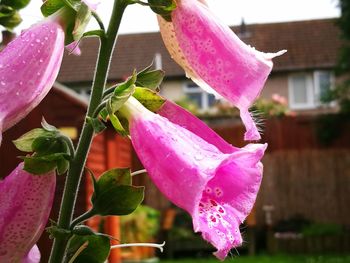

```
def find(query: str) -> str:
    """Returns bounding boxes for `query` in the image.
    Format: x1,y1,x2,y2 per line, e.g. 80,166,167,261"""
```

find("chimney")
237,18,251,38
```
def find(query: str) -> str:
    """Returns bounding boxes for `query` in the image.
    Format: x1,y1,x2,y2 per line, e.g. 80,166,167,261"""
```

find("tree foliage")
325,0,350,113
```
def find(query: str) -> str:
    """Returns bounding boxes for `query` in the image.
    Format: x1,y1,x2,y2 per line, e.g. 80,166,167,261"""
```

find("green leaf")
72,225,96,236
40,0,65,17
133,87,166,112
66,234,110,263
13,128,53,152
93,185,144,216
86,117,106,134
1,0,30,10
96,168,132,191
91,168,144,216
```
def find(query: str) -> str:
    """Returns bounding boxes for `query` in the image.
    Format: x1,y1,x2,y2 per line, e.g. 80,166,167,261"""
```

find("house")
57,18,342,114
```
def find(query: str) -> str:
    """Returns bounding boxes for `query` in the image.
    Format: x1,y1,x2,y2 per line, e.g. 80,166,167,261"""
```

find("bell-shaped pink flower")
0,16,65,146
82,0,100,11
22,245,41,263
158,0,285,141
0,163,56,262
121,98,266,259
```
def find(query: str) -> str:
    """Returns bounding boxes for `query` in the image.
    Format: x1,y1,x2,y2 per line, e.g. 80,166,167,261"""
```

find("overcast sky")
19,0,340,34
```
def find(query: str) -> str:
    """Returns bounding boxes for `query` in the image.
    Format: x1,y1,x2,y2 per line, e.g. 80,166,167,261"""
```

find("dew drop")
194,153,204,161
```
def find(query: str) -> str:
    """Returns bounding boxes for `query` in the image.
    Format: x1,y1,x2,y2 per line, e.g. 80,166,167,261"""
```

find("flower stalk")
48,1,128,262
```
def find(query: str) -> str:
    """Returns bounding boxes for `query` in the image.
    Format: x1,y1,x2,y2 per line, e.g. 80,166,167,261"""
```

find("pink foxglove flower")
121,98,266,259
82,0,100,11
0,16,65,146
22,245,41,263
158,0,286,141
0,163,56,262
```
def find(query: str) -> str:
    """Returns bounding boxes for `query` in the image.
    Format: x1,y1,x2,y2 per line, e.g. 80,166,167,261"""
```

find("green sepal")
57,158,70,175
99,108,109,122
40,0,65,17
113,71,137,96
147,0,176,22
32,135,68,156
108,111,127,136
72,2,92,41
66,234,110,263
136,63,165,90
1,0,30,10
13,128,54,152
133,87,166,112
86,117,106,134
22,153,70,175
106,73,137,136
22,157,57,175
15,120,72,175
0,7,21,30
91,168,144,216
41,117,58,132
0,5,15,18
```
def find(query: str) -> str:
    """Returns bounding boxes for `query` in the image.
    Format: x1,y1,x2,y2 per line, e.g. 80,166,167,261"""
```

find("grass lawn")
161,254,350,263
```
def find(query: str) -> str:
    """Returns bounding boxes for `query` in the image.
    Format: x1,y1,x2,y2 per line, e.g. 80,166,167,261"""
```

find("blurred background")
0,0,349,262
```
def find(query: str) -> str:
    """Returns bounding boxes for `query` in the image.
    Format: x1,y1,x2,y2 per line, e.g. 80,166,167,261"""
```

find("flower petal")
0,163,56,262
0,18,65,145
124,98,266,259
166,0,285,140
193,143,266,259
22,245,41,263
66,41,82,56
82,0,100,11
157,100,237,154
129,111,223,214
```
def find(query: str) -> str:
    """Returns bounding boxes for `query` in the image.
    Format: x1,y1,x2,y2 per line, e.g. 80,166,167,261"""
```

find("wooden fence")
257,149,350,226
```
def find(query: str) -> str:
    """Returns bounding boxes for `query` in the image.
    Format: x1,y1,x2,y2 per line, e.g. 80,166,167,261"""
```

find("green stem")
48,1,127,262
70,209,96,230
92,11,105,31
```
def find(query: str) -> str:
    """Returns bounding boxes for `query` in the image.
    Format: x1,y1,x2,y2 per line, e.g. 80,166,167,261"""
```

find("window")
288,71,334,110
183,82,216,110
